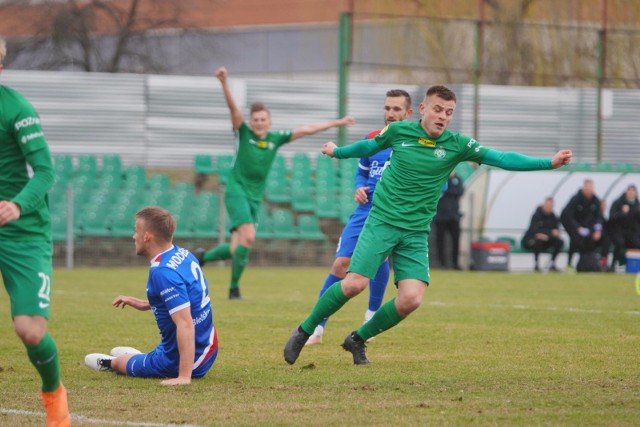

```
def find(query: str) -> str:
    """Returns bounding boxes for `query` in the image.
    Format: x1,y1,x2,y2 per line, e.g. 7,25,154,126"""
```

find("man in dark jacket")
560,179,606,270
522,197,563,272
608,184,640,271
434,171,464,270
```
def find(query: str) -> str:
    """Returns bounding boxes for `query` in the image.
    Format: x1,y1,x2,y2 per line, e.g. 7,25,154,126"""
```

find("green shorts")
349,216,430,285
0,240,53,319
224,190,261,232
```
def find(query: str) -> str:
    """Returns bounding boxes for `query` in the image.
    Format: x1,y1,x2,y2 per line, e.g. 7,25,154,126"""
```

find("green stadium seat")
316,191,339,219
216,154,234,186
53,154,73,185
80,208,111,237
109,203,140,237
291,176,315,212
123,165,146,189
101,154,122,179
51,212,69,242
291,153,311,179
148,174,171,192
256,205,274,239
594,162,613,172
339,158,358,191
270,208,298,239
77,154,98,179
194,154,216,175
265,155,291,203
614,163,633,173
297,214,325,240
571,162,592,172
316,155,338,191
192,210,218,239
339,193,357,225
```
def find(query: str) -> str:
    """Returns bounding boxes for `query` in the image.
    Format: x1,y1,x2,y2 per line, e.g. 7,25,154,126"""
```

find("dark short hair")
386,89,412,108
250,102,270,116
135,206,176,243
426,85,457,102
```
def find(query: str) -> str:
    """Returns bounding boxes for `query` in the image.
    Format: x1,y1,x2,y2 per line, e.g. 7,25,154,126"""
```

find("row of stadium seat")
48,153,484,242
49,154,336,241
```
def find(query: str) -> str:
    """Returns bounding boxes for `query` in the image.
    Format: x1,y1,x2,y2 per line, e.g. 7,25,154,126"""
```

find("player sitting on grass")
85,207,218,385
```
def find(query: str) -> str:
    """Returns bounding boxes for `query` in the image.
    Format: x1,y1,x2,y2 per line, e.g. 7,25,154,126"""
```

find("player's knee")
396,293,424,316
331,257,350,277
343,275,368,296
15,328,45,346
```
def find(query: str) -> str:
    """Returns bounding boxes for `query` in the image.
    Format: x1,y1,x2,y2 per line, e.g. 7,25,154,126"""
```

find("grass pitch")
1,266,639,426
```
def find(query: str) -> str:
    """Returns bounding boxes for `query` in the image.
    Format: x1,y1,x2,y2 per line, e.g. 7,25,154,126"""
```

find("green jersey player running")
197,67,354,300
284,85,572,365
0,39,70,425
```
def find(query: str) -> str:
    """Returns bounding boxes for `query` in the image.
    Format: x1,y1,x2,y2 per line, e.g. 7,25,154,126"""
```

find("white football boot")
110,346,143,357
84,353,114,371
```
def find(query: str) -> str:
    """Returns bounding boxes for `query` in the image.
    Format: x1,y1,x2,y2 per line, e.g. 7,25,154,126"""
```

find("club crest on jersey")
417,138,436,147
434,147,446,159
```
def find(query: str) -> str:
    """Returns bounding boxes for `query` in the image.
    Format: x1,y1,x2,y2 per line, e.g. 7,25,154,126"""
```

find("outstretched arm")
290,116,355,141
215,66,243,131
322,138,383,159
161,307,195,386
481,149,572,171
112,295,151,311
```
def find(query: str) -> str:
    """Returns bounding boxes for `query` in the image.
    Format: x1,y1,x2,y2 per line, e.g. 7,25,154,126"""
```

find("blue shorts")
126,347,218,379
336,207,370,258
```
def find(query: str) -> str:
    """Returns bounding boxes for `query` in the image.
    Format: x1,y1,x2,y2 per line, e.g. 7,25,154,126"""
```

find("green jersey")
340,120,488,232
227,122,292,200
0,85,53,241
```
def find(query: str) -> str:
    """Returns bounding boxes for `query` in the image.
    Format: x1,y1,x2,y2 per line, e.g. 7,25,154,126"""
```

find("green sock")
203,243,232,262
26,333,60,392
357,298,403,341
300,282,350,335
230,244,250,290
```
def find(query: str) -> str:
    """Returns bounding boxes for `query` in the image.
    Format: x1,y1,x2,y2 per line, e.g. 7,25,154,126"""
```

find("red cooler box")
470,241,510,271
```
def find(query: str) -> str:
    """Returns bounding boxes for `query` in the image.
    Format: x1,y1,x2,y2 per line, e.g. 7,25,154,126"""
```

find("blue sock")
368,260,390,312
316,273,342,330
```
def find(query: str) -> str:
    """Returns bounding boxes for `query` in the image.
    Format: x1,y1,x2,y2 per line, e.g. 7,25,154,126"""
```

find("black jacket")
609,193,640,236
434,174,464,222
560,190,604,233
523,206,560,244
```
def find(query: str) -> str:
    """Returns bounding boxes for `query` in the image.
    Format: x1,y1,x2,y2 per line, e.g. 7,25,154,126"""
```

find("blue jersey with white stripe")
147,245,218,370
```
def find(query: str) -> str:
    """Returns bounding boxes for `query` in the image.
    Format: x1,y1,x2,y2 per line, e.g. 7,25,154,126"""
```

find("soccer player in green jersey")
284,85,572,365
197,66,354,300
0,39,70,426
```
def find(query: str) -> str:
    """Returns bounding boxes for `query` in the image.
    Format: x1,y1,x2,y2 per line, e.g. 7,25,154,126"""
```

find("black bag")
576,252,602,272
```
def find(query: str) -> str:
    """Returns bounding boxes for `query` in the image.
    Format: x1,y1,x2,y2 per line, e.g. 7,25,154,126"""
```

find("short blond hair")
135,206,176,243
0,38,6,64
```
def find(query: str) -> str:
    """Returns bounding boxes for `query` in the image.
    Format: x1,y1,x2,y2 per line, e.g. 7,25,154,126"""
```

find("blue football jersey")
354,129,391,213
147,245,218,370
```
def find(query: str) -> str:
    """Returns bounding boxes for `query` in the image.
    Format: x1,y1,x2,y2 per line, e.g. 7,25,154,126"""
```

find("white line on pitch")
427,300,640,316
0,408,199,427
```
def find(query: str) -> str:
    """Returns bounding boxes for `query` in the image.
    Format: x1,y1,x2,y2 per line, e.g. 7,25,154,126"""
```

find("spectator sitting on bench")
521,197,563,272
560,179,607,271
608,184,640,271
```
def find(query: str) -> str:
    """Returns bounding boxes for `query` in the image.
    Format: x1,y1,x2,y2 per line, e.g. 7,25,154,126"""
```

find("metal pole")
337,10,352,147
473,0,485,140
596,0,608,163
65,184,74,269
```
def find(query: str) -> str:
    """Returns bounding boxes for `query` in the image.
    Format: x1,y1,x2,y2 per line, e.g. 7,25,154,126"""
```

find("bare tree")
2,0,189,73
